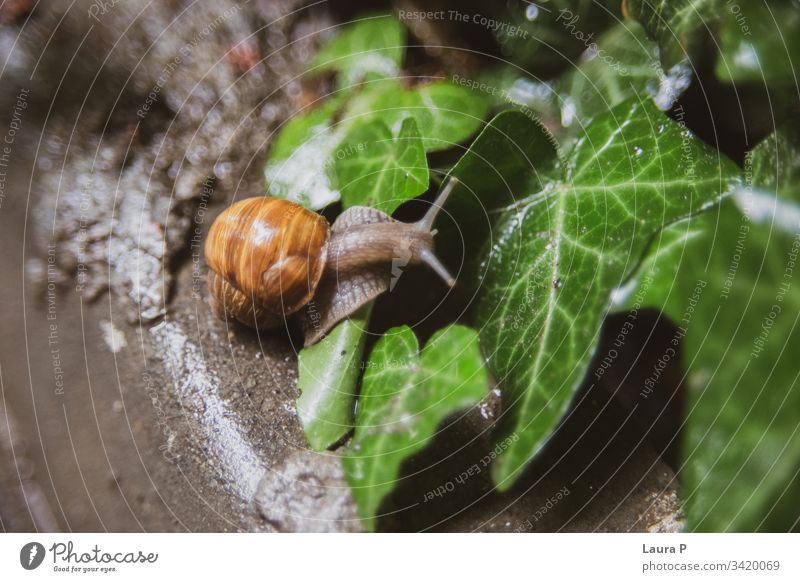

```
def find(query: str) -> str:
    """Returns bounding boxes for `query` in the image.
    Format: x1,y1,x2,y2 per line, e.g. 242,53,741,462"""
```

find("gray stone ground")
0,0,683,532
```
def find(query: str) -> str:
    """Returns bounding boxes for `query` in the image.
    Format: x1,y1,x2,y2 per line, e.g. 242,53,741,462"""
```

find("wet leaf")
265,81,487,209
625,0,719,67
626,127,800,531
312,14,405,86
559,21,691,123
409,81,491,151
486,0,619,75
268,92,350,162
333,117,429,214
264,104,347,210
475,67,562,130
442,110,561,291
750,126,800,198
715,1,800,85
344,78,490,152
475,21,691,142
464,98,739,489
297,305,372,450
264,91,353,209
342,325,490,531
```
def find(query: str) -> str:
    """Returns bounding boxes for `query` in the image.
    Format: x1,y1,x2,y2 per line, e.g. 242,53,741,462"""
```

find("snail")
204,178,458,346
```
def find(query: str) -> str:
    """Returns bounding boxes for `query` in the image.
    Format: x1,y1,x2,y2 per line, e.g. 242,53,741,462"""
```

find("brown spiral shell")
204,197,330,329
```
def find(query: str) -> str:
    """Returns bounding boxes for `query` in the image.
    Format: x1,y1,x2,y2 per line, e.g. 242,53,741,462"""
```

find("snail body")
205,179,457,345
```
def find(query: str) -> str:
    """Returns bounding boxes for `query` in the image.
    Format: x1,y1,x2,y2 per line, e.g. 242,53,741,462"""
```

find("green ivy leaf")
486,0,618,75
467,98,739,489
750,127,800,199
625,127,800,531
715,1,800,85
264,105,346,211
411,82,491,151
297,305,372,450
475,21,691,143
333,117,429,214
559,21,691,124
268,92,350,162
312,14,405,86
342,325,490,531
447,110,561,222
265,79,487,210
442,110,561,291
628,0,800,85
626,0,719,67
345,78,490,152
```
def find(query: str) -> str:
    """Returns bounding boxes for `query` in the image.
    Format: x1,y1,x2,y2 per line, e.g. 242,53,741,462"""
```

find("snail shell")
205,197,329,329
